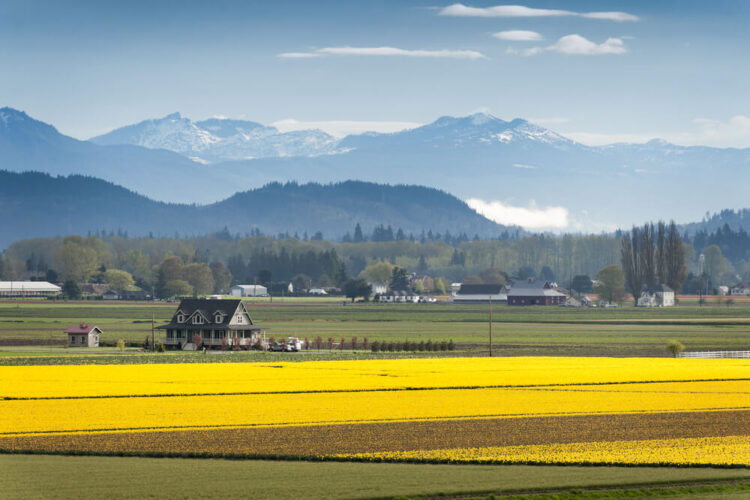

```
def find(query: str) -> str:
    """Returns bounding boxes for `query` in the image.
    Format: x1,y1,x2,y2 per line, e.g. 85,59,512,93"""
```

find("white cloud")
279,46,486,60
566,116,750,148
492,30,543,41
687,116,750,148
467,198,569,229
512,163,537,169
508,34,627,56
277,52,322,59
548,34,626,55
439,4,638,22
272,119,422,138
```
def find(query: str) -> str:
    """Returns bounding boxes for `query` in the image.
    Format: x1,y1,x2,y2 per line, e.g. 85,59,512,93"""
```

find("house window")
166,330,174,339
215,330,225,338
80,336,86,344
177,314,185,323
193,315,203,324
70,336,75,345
237,315,243,324
214,314,222,323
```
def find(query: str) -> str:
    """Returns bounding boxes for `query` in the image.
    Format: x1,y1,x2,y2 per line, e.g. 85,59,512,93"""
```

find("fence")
677,351,750,359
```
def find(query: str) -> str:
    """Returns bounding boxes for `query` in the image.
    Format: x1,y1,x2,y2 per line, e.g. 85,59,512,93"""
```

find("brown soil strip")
1,410,747,457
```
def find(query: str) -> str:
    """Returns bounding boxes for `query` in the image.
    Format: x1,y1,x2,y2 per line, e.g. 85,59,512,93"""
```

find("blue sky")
2,0,749,147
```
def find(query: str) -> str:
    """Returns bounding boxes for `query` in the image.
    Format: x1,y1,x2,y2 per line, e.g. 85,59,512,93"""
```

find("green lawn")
1,299,749,360
2,454,748,500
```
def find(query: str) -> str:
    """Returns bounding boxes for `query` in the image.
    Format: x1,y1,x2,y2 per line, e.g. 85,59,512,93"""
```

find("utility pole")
151,312,155,352
488,295,493,357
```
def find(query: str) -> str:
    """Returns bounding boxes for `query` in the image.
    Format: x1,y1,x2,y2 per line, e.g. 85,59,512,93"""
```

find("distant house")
230,284,268,297
158,299,266,349
102,289,152,301
308,288,328,295
378,290,420,303
369,282,388,296
731,283,750,296
452,284,507,303
65,322,101,347
564,295,592,307
638,284,675,307
507,278,566,306
0,281,61,297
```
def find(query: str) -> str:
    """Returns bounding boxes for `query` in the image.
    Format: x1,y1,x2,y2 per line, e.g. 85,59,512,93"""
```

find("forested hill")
681,209,750,235
0,171,508,248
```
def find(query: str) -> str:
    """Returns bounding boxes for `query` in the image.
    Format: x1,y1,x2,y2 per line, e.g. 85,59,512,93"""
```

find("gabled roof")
65,323,101,334
457,284,506,295
158,299,265,331
510,278,552,290
646,284,674,293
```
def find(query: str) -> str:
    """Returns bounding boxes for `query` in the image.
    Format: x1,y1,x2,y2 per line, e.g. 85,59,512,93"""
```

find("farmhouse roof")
646,284,674,293
158,298,264,330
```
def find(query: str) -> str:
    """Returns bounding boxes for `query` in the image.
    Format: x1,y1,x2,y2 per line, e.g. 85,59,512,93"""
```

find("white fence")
677,351,750,359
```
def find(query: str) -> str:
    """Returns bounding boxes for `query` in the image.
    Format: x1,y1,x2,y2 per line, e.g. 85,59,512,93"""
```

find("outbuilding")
65,322,101,347
0,281,61,297
507,278,566,306
230,284,268,297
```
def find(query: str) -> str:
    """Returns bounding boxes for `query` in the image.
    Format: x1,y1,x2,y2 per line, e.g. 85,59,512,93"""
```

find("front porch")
164,328,263,348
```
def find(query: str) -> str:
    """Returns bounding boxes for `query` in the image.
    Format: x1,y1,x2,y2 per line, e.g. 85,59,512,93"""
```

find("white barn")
0,281,61,297
230,284,268,297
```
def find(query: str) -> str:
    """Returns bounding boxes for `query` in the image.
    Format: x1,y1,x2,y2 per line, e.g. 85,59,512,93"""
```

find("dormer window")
177,314,185,323
214,314,223,323
193,315,204,324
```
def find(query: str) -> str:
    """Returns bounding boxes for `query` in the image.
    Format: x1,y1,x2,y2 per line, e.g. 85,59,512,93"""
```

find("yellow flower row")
1,356,748,399
2,380,747,435
335,435,750,466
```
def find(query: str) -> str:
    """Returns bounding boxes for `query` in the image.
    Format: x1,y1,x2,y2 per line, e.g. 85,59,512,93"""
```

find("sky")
2,0,749,147
2,1,749,231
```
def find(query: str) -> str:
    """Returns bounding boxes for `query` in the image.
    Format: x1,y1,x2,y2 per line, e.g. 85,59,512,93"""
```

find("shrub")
362,337,369,351
351,336,358,350
386,342,395,352
116,339,125,352
339,337,345,350
448,339,455,351
425,340,433,352
371,340,380,353
142,336,150,350
157,342,166,352
418,341,425,352
440,341,448,351
666,340,685,358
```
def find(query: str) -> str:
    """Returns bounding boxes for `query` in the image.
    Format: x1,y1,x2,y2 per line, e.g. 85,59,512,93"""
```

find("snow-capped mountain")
4,106,750,230
90,112,341,162
339,112,576,151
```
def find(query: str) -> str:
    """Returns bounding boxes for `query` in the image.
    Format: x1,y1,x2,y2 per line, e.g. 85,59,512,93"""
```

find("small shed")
65,322,101,347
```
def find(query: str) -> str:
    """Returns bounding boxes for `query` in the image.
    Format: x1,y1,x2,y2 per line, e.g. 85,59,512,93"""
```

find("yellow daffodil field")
1,357,748,467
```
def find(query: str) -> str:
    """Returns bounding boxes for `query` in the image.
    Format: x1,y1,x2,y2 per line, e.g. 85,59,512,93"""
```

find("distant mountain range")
0,171,508,248
2,106,749,230
90,112,341,163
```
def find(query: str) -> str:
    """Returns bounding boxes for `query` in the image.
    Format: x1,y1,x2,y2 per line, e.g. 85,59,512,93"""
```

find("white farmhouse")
638,284,675,307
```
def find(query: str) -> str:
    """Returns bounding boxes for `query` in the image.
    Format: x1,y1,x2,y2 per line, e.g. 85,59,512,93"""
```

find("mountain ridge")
0,170,510,248
2,106,750,230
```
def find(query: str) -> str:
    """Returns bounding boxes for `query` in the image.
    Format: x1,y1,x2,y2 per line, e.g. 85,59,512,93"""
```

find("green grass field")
2,454,748,500
1,299,749,360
